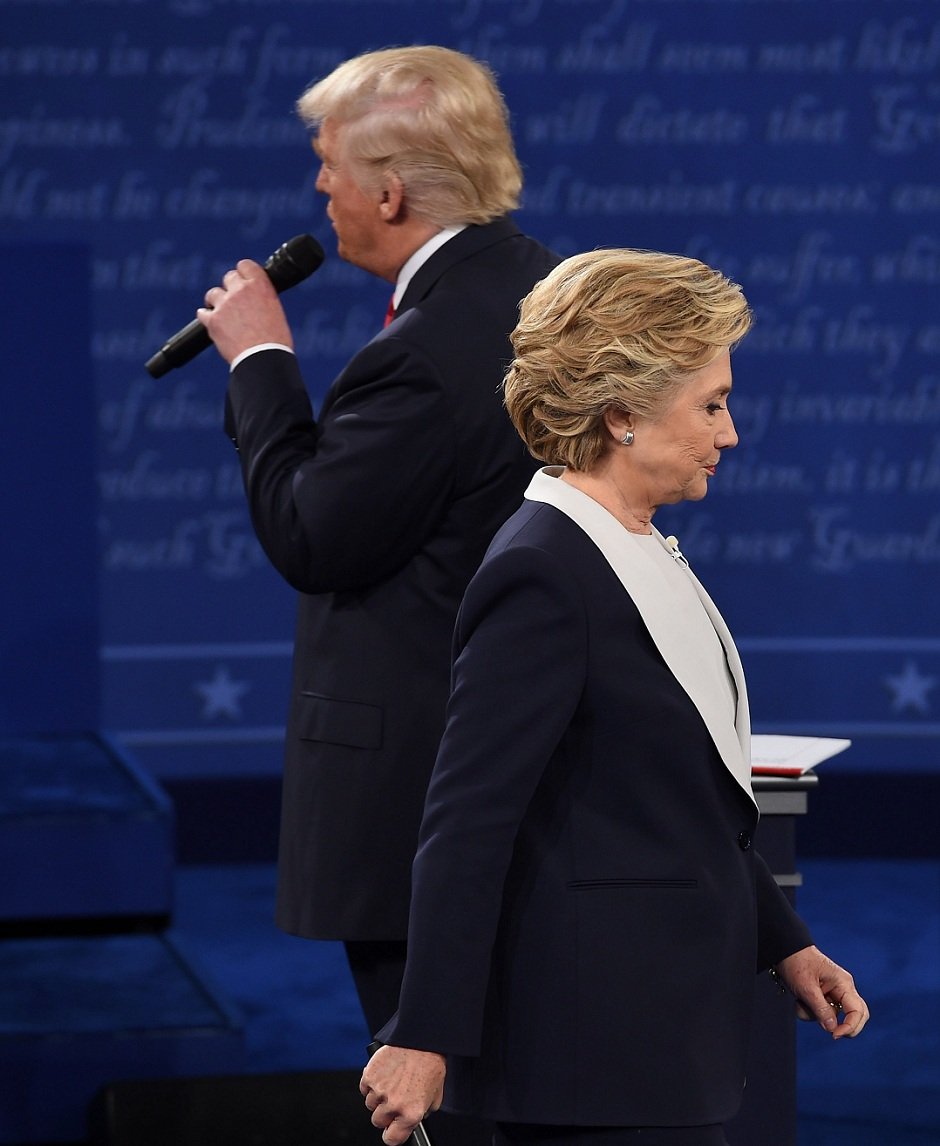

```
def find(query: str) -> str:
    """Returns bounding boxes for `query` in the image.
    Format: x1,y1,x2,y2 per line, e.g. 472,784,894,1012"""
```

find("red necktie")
384,297,396,328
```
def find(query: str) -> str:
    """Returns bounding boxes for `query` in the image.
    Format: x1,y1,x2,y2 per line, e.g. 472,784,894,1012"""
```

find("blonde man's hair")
503,248,753,471
297,46,522,227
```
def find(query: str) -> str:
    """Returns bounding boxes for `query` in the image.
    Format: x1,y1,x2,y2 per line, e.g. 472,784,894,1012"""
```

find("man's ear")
379,172,405,223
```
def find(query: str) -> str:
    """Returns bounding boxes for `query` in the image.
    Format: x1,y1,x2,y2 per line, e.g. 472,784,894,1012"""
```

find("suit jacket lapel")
525,468,755,805
683,568,752,762
397,218,521,313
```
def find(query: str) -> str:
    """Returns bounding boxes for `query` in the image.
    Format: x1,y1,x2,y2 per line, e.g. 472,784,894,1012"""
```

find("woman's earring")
620,430,634,446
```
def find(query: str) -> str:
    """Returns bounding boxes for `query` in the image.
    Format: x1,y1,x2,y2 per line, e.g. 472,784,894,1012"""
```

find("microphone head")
264,234,325,291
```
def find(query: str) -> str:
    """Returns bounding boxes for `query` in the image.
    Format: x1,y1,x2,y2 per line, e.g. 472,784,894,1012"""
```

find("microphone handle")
412,1123,433,1146
146,316,212,377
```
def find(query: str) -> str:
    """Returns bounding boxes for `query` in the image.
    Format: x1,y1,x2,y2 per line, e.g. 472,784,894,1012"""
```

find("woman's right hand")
360,1044,446,1145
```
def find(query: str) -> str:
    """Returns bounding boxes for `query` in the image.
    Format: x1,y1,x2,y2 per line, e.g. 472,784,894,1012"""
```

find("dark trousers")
344,939,408,1036
495,1126,729,1146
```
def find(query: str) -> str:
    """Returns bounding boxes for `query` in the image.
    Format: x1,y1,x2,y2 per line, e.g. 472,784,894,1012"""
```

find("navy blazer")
224,219,560,940
382,494,812,1127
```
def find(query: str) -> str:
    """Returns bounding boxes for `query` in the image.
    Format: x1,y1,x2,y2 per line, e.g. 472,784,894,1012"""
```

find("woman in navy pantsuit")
361,250,869,1146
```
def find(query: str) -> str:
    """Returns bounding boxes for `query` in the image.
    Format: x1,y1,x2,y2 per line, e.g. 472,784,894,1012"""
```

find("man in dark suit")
198,44,560,1077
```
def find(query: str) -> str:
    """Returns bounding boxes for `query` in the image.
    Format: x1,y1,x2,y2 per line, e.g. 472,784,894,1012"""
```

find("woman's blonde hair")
297,46,522,227
503,248,753,470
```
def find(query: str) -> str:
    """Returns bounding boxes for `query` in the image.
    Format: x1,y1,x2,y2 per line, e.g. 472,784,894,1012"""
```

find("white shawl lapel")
525,468,755,806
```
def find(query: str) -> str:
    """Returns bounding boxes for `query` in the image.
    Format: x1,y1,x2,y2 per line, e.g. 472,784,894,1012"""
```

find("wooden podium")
725,772,818,1146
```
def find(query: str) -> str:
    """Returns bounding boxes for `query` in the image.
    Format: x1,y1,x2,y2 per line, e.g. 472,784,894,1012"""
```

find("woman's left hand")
774,944,870,1039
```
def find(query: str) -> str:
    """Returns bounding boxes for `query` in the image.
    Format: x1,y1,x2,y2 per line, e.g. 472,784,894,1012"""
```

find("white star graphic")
194,665,251,721
884,660,937,715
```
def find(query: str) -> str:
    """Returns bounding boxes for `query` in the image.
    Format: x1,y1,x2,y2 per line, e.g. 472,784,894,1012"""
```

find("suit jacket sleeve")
754,850,814,970
382,539,589,1055
224,338,455,594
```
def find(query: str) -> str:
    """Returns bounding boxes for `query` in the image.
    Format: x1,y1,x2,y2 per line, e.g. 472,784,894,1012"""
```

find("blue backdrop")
2,0,937,780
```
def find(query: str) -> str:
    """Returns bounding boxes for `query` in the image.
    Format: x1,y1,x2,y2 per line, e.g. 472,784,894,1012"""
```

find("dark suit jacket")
381,492,813,1127
224,218,560,940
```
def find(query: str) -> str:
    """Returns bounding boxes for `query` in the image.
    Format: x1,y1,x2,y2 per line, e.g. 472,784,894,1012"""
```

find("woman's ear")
602,406,635,445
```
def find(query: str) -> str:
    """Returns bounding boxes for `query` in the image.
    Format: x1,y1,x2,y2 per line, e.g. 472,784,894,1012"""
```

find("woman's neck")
559,468,654,535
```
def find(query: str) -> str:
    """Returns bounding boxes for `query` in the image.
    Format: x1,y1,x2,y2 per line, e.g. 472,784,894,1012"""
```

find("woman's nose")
720,412,739,449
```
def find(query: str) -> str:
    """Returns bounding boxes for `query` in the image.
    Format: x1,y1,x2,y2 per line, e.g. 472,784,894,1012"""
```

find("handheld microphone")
144,233,325,378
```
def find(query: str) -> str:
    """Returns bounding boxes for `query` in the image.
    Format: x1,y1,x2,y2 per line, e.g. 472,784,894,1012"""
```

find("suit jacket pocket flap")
297,692,383,750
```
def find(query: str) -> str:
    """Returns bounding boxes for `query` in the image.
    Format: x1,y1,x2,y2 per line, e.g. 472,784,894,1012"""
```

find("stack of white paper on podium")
751,735,851,777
